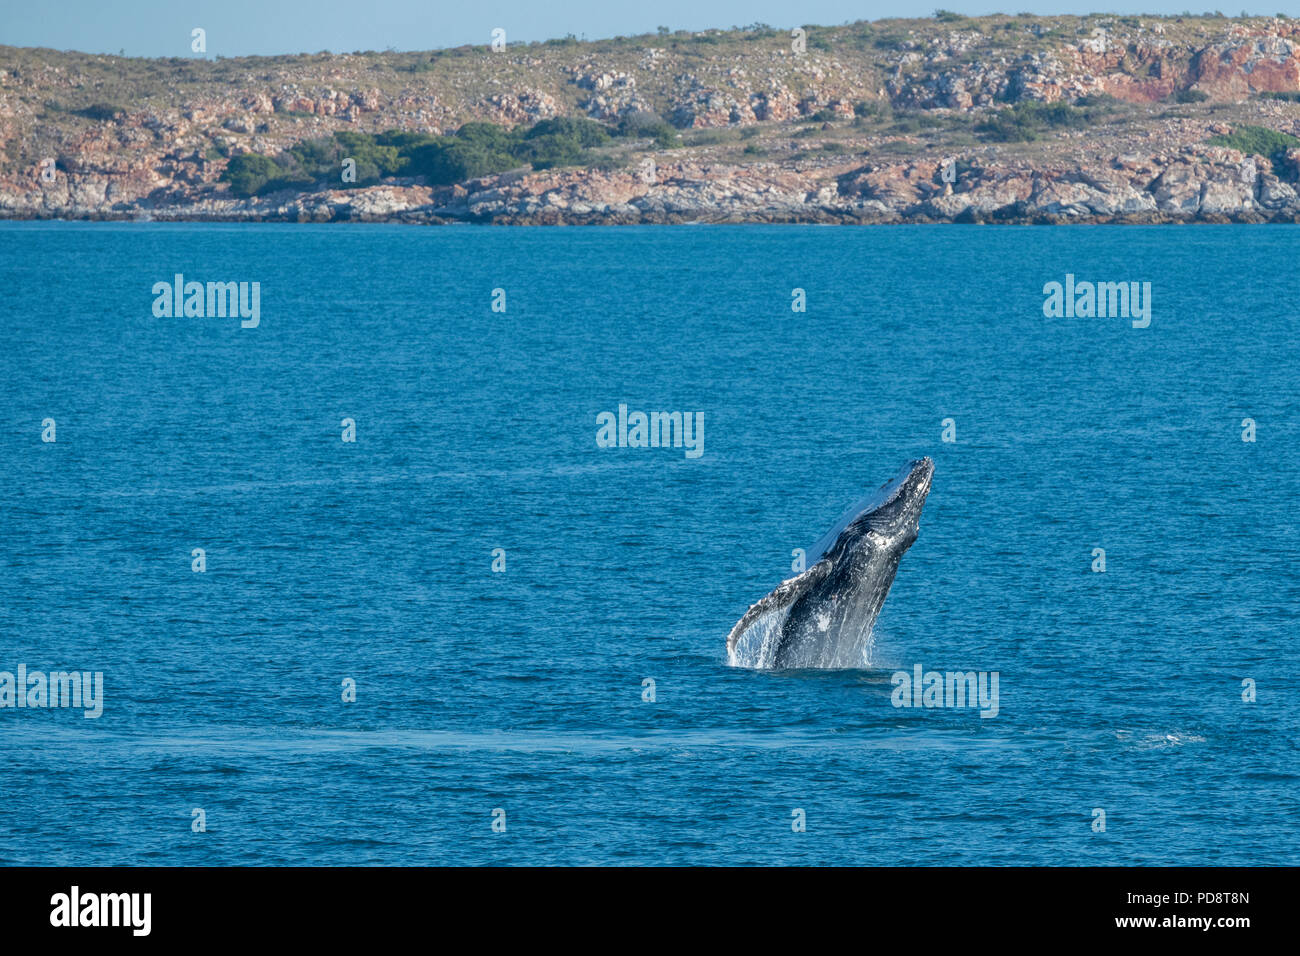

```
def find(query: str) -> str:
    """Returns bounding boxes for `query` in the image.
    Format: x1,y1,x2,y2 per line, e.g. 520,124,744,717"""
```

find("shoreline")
9,14,1300,226
5,207,1298,225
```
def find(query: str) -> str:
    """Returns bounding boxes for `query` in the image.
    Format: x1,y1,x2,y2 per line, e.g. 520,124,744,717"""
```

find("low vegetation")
1206,124,1300,167
974,96,1120,142
220,116,669,196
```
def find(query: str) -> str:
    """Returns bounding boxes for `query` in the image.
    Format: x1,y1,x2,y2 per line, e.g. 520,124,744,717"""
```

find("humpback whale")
726,458,934,669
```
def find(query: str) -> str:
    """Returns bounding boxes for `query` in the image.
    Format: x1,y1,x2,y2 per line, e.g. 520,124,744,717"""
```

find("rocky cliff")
7,14,1300,224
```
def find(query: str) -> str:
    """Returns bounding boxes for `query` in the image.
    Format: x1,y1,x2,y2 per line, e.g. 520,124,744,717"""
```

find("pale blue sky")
3,2,1298,56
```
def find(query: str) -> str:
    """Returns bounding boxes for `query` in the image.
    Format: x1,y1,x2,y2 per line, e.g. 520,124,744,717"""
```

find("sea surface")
0,222,1296,865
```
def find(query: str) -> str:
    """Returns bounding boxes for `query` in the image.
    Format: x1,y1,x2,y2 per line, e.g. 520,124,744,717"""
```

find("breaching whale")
726,457,934,669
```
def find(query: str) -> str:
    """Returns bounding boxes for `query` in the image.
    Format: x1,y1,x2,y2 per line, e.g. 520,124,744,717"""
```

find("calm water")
0,222,1296,865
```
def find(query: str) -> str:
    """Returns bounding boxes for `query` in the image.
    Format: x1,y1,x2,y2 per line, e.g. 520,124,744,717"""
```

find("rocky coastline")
8,14,1300,225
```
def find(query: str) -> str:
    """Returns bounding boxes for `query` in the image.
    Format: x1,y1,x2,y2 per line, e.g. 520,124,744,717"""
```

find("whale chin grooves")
726,458,934,670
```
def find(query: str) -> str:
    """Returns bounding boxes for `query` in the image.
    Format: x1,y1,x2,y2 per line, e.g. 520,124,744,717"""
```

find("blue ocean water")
0,222,1296,865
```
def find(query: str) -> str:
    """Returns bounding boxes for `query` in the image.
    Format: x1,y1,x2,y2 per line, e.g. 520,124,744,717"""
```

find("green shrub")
1207,124,1300,167
889,110,951,134
74,103,124,121
872,30,911,50
451,122,518,153
258,170,316,193
652,126,681,148
525,116,610,148
406,140,517,183
221,116,635,195
518,117,611,169
804,107,838,123
684,128,739,146
853,100,891,121
975,98,1116,142
614,111,680,148
221,154,281,196
516,136,585,171
372,130,442,150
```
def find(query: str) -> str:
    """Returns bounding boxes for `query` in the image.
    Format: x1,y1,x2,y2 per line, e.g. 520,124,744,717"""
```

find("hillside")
7,13,1300,223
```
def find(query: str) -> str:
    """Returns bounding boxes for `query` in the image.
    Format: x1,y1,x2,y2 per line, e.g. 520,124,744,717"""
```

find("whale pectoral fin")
726,559,833,653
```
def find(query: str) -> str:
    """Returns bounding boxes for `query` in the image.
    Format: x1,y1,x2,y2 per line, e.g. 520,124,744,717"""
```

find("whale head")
810,457,934,565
